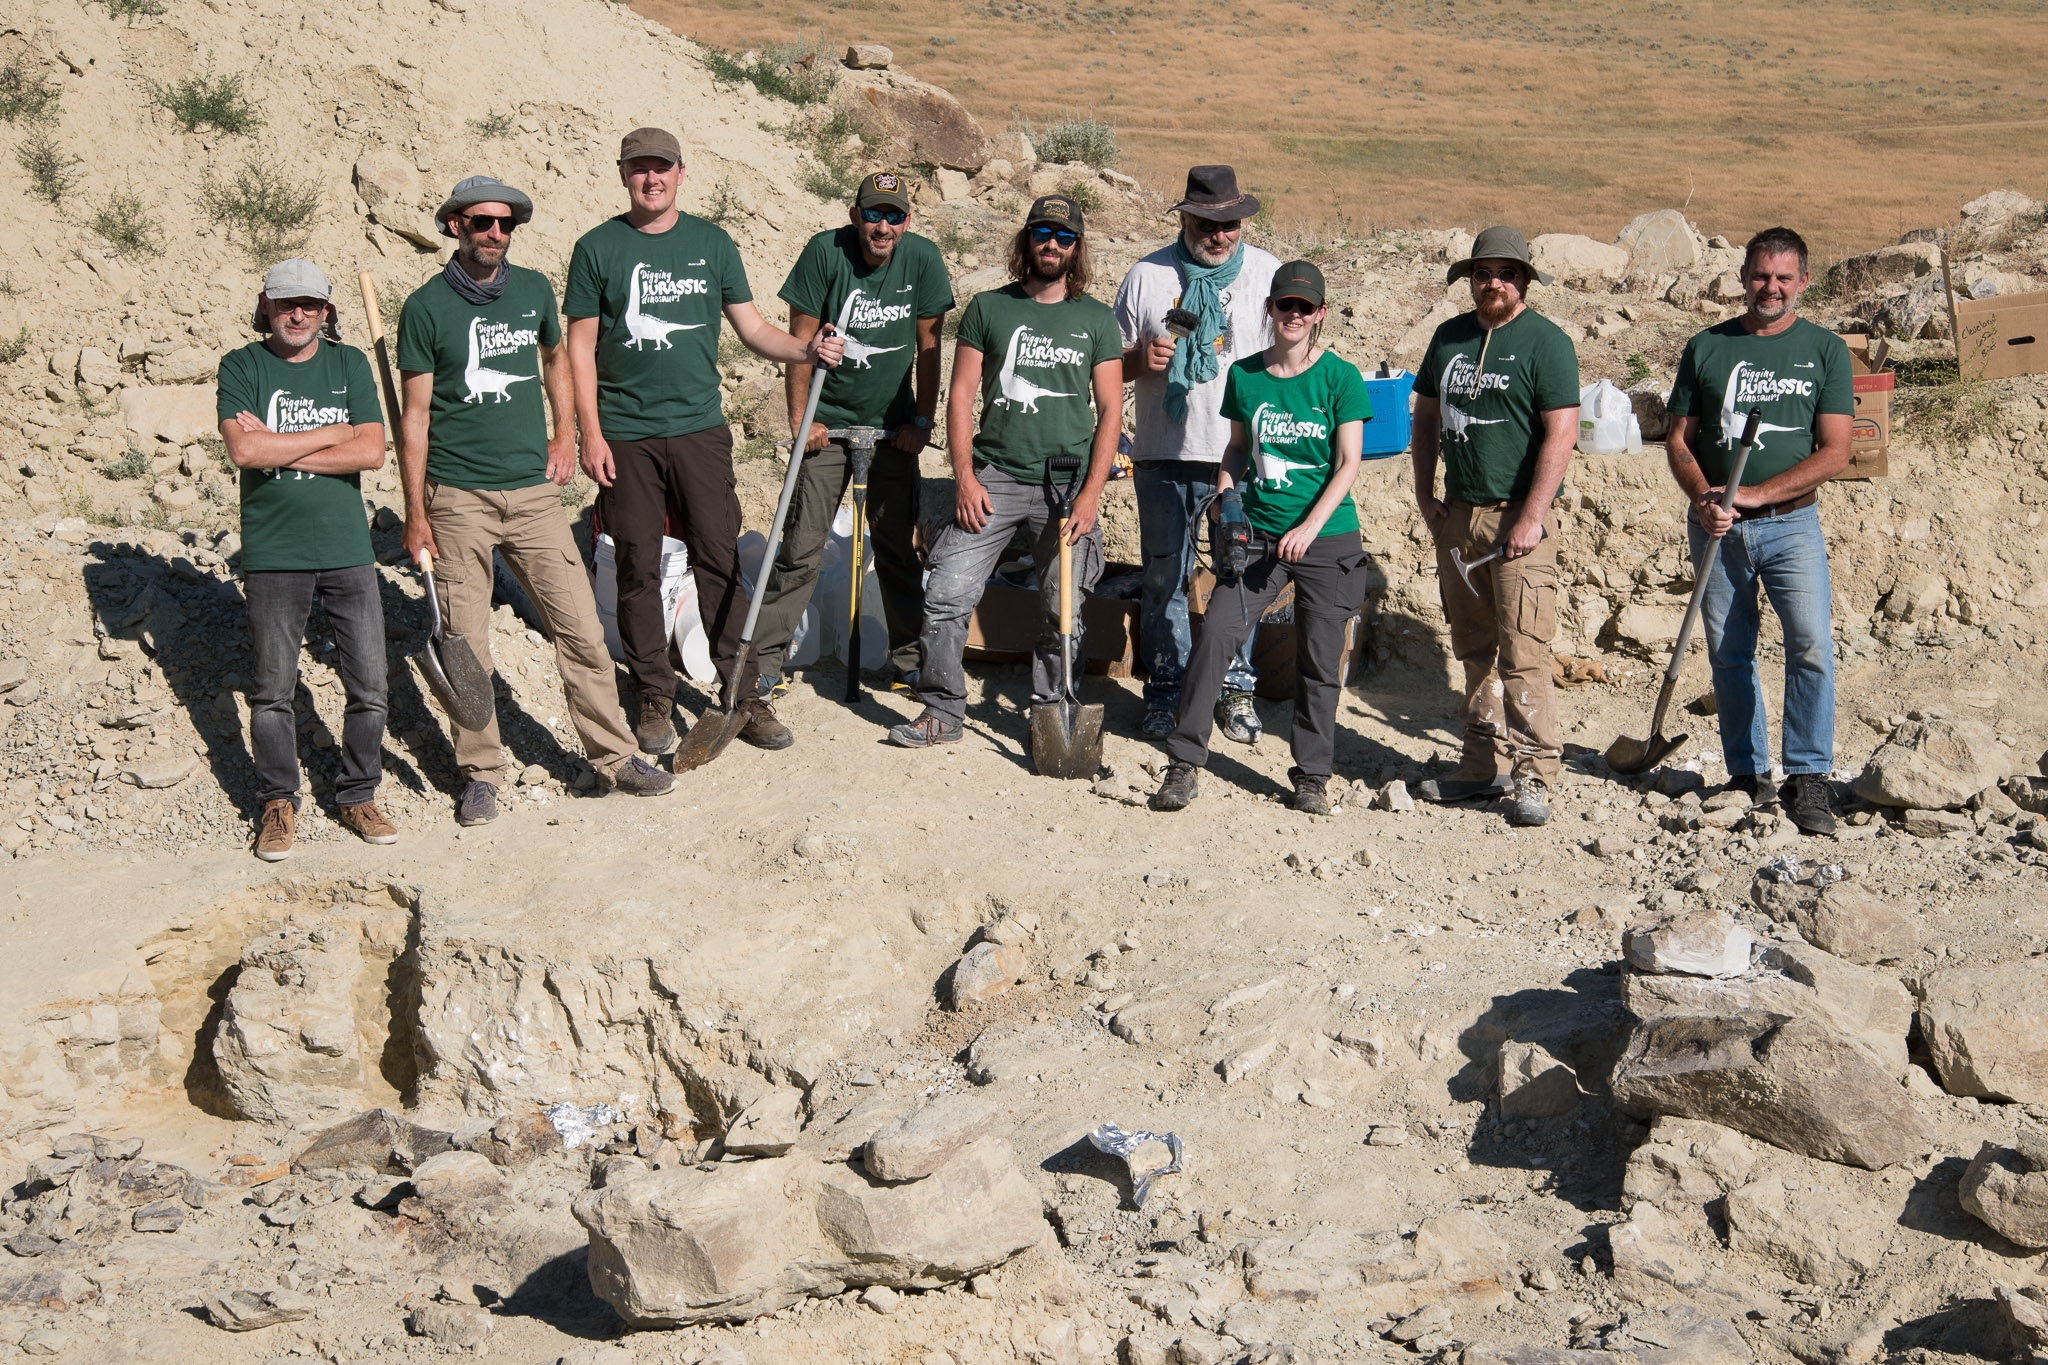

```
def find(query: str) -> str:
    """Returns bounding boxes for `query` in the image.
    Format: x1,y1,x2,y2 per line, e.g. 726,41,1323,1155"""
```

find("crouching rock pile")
573,1135,1045,1325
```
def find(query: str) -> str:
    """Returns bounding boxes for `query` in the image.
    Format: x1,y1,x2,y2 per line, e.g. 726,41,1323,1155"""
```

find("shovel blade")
672,706,744,774
1606,729,1687,776
412,634,495,732
1031,700,1104,780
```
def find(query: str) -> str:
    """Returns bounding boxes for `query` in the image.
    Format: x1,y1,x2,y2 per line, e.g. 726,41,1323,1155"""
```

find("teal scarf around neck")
1164,239,1244,424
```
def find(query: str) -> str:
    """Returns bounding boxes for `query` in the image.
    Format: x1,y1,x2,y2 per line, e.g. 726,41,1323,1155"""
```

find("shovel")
411,550,495,732
830,424,890,704
1449,524,1548,595
1030,460,1104,779
674,299,852,772
1607,408,1762,776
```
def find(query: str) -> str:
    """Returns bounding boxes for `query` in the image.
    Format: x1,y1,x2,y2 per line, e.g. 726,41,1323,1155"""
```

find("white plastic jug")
1577,378,1634,454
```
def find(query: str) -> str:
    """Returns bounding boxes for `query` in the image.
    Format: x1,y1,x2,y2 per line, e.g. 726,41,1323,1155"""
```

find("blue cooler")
1359,368,1415,458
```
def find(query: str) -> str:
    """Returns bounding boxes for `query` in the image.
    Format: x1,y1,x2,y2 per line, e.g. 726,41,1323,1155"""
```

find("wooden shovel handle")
358,272,385,345
1058,523,1074,636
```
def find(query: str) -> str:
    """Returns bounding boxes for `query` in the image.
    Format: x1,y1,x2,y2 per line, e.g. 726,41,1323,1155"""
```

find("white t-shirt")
1114,241,1280,463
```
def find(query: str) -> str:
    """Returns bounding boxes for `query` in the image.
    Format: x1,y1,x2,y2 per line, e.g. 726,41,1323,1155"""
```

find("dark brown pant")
599,428,745,700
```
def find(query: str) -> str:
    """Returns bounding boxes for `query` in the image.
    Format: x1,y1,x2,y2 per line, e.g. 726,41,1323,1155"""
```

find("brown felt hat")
1167,165,1260,221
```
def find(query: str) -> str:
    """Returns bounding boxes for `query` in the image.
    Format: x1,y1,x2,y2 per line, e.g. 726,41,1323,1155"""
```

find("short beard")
1184,236,1235,267
1475,292,1517,326
1028,253,1068,284
459,241,506,275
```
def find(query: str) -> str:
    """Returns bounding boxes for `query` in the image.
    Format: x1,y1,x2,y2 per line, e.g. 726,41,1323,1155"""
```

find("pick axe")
1449,525,1548,594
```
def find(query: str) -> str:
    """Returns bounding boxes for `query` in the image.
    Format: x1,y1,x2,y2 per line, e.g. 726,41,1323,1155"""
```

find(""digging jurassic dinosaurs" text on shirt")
1219,350,1372,539
1415,308,1580,505
564,214,752,441
396,268,561,490
780,226,953,433
1667,318,1853,487
956,284,1122,483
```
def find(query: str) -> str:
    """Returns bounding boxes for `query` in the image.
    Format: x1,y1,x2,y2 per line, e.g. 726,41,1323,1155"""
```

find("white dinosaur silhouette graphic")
1254,450,1322,488
993,325,1075,413
1440,397,1505,440
265,389,286,431
838,291,905,370
1716,361,1807,454
464,317,536,404
622,262,704,350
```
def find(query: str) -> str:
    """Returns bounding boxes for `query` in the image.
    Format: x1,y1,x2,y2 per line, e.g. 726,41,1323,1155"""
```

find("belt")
1743,491,1817,519
1447,498,1513,510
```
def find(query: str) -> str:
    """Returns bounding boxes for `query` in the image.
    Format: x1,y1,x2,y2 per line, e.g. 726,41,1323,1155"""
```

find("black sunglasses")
1190,218,1244,236
459,213,518,234
1029,224,1078,247
859,206,907,225
1272,298,1319,316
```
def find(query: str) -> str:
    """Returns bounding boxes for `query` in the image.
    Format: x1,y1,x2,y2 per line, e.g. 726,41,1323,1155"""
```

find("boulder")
407,1303,494,1349
724,1085,804,1158
1957,1136,2048,1248
118,385,217,444
1902,807,1974,837
1608,1011,1932,1169
1995,1283,2048,1358
1609,603,1685,658
1621,1116,1756,1211
1530,233,1629,284
1607,1201,1703,1291
1627,380,1669,440
1869,277,1948,341
949,941,1027,1009
1918,960,2048,1103
1723,1178,1891,1285
863,1092,998,1181
1623,909,1754,978
212,924,366,1126
575,1137,1042,1326
832,69,990,172
1960,189,2042,226
1825,242,1940,295
294,1108,454,1175
1770,883,1918,966
1616,210,1701,275
1881,573,1948,622
842,43,892,68
410,1150,507,1204
353,149,422,212
1853,717,2012,810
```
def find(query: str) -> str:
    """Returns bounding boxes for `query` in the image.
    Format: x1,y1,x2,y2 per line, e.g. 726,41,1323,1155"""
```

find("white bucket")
736,531,820,670
592,533,708,677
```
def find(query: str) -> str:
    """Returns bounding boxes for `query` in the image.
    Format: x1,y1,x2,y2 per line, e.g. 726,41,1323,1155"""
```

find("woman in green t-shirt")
1150,260,1373,815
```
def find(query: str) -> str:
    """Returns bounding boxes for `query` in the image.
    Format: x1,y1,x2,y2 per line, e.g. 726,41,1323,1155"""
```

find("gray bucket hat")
250,258,340,339
1447,225,1552,287
436,175,535,237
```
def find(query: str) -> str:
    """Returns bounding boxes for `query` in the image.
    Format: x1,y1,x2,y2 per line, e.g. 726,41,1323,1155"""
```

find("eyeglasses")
1189,218,1244,236
1272,298,1319,317
859,206,907,225
1029,225,1078,247
1469,266,1524,284
269,299,328,317
459,213,518,234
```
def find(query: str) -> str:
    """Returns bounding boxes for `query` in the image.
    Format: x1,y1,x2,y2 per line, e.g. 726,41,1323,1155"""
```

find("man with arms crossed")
398,175,674,826
1665,226,1850,836
1115,166,1278,742
565,128,842,755
218,258,393,861
1411,227,1579,828
746,171,952,747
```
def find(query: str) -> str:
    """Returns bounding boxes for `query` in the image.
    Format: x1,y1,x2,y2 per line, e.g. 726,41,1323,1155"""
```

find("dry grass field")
637,0,2047,259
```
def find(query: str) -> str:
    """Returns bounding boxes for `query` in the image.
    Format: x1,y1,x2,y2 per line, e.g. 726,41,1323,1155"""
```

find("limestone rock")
814,1136,1045,1282
147,346,216,385
832,68,990,171
1608,1201,1703,1291
410,1150,507,1204
407,1303,494,1349
949,941,1027,1009
294,1108,454,1174
1616,210,1701,275
1961,188,2043,226
1723,1178,1890,1285
1826,242,1940,294
1774,883,1918,966
213,924,365,1126
1530,233,1629,284
842,43,892,68
1621,1116,1757,1211
1609,1011,1932,1169
353,150,421,212
203,1287,314,1331
725,1085,804,1158
863,1092,998,1181
1496,1042,1581,1119
1623,910,1753,978
1918,960,2048,1103
118,385,218,444
1902,807,1973,837
1852,717,2012,810
1995,1283,2048,1358
1957,1138,2048,1248
1609,604,1684,659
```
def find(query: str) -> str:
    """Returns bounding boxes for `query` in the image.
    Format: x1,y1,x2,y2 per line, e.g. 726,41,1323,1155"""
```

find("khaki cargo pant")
1430,500,1561,784
425,481,635,787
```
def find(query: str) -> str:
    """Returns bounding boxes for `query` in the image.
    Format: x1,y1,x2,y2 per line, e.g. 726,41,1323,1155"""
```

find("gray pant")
1165,534,1367,777
915,464,1104,724
245,565,388,808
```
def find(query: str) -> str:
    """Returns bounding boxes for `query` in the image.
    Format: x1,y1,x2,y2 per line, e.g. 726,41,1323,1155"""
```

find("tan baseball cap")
619,127,682,165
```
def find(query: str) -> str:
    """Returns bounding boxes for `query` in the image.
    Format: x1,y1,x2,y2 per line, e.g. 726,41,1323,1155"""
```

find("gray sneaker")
605,755,677,797
1215,690,1262,745
1508,775,1551,827
1290,767,1331,816
1149,760,1200,811
1139,704,1176,740
456,780,499,827
1417,773,1512,803
887,710,962,748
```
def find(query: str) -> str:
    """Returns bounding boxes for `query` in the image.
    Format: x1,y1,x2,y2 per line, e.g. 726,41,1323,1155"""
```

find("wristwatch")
911,416,933,431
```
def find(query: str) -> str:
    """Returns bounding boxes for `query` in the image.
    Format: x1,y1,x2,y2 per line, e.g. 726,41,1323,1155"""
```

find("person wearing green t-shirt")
1412,226,1580,828
397,174,675,827
887,195,1123,749
1665,226,1853,837
743,171,956,748
1149,261,1372,815
565,128,843,758
217,258,393,862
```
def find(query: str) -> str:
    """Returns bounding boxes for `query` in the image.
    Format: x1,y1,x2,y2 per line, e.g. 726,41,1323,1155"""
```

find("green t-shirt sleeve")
716,230,752,306
1414,332,1443,399
1817,333,1854,415
395,294,433,373
1666,338,1701,418
919,245,956,318
777,237,828,320
956,294,992,354
1089,308,1123,367
1332,360,1373,425
1218,362,1249,424
537,286,562,348
563,235,601,319
1534,328,1580,410
215,349,254,424
342,346,384,426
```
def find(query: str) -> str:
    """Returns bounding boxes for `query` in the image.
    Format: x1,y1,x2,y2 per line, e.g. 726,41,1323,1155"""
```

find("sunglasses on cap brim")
1028,224,1078,246
859,206,907,225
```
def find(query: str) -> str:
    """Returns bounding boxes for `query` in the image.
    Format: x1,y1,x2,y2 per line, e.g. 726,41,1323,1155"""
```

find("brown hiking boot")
738,697,794,750
340,800,398,845
636,694,679,756
254,799,295,862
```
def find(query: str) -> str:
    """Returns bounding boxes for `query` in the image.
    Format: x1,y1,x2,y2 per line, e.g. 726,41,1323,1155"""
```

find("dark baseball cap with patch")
618,127,682,165
1269,260,1325,307
854,171,911,212
1026,194,1084,236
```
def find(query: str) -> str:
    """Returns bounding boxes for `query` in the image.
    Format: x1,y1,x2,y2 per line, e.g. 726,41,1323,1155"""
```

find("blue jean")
1135,461,1256,708
1687,503,1834,779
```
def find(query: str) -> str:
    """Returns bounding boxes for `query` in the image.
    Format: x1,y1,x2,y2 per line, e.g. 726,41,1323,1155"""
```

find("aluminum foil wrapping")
1087,1122,1184,1209
1759,856,1805,884
546,1102,621,1150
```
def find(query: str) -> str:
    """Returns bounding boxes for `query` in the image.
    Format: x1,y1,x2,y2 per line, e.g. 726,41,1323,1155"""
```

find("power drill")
1217,488,1250,582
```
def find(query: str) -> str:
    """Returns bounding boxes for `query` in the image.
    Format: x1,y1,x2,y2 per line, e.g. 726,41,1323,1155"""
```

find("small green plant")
89,186,162,256
702,177,743,227
1892,352,2008,456
90,0,169,20
149,67,261,135
1056,179,1101,214
59,481,98,523
140,500,176,532
198,433,232,477
15,127,79,204
0,325,29,365
0,272,20,296
199,477,229,504
1622,352,1652,387
105,446,151,480
0,55,59,124
1033,111,1119,167
700,36,837,106
468,110,515,140
931,219,978,257
199,154,320,264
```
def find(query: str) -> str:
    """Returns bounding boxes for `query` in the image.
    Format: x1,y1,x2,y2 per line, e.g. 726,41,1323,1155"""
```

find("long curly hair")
1007,227,1094,298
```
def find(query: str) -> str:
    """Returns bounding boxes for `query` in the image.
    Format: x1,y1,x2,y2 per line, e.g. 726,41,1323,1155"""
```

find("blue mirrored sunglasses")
859,206,907,225
1029,224,1078,246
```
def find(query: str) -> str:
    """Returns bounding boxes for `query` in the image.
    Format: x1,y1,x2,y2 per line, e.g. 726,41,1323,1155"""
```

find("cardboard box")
1840,333,1891,480
1953,290,2048,381
963,563,1140,676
